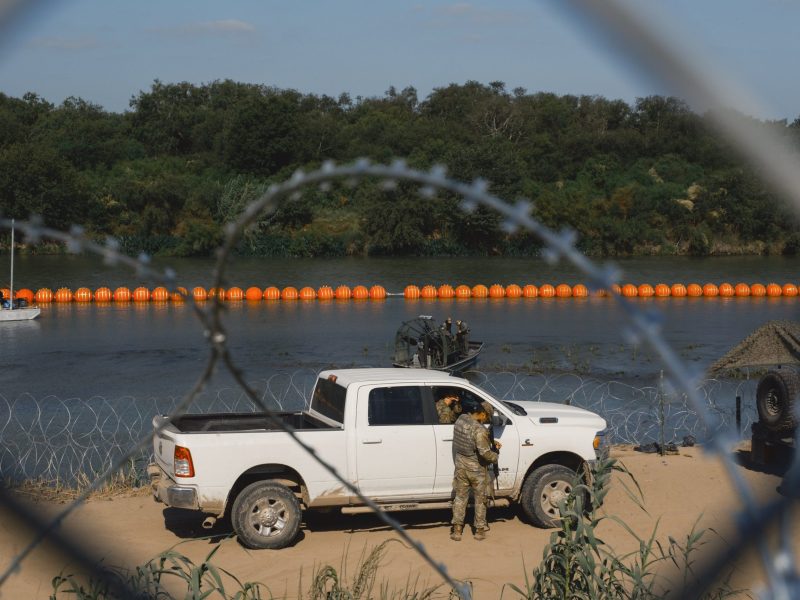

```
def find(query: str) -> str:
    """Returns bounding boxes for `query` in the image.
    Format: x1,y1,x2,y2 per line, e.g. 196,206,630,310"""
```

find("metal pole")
9,218,14,310
736,395,741,437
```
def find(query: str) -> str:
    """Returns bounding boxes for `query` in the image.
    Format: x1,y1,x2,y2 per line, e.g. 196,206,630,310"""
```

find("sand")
1,445,796,599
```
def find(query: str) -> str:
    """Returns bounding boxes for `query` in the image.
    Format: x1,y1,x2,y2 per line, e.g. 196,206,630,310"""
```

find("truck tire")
231,480,301,549
756,371,799,433
519,464,581,528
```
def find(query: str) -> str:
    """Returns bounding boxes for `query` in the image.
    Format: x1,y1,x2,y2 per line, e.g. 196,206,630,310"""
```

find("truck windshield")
311,377,347,424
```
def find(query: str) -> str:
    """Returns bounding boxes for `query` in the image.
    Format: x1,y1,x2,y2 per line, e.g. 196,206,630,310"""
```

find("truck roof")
317,368,464,388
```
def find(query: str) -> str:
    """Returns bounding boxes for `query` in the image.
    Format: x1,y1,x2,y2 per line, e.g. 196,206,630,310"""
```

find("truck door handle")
362,439,382,444
442,438,453,442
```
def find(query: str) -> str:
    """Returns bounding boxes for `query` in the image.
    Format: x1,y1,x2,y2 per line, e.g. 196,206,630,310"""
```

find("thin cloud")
153,19,257,38
428,3,529,27
30,36,100,50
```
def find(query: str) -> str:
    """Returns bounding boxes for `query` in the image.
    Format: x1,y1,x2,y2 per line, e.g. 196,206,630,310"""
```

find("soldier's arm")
475,428,499,463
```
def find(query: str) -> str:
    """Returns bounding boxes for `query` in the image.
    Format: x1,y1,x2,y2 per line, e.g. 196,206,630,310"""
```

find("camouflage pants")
451,467,489,530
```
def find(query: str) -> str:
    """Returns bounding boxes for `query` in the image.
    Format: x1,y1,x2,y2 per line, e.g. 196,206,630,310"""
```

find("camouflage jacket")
452,413,498,471
435,399,461,424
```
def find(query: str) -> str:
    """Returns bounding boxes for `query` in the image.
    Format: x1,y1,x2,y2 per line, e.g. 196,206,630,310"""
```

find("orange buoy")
488,284,505,299
94,287,111,302
688,283,703,297
750,283,766,297
35,288,53,303
654,283,671,297
299,286,316,300
718,282,734,297
404,285,420,299
572,284,588,298
245,286,263,301
192,287,208,301
782,283,798,297
610,284,621,296
282,286,298,300
735,283,751,297
54,287,73,302
668,283,684,297
455,285,472,299
471,284,489,298
171,287,187,302
335,285,351,300
592,287,608,298
113,287,131,302
0,288,9,300
208,287,225,300
522,284,538,298
132,286,150,302
539,284,555,298
352,285,369,300
152,286,169,301
264,286,281,300
437,284,455,299
225,287,244,301
505,284,523,299
556,284,572,298
317,285,334,300
699,283,716,297
621,284,637,298
74,287,92,302
638,284,654,298
15,288,34,303
420,285,437,299
766,283,782,297
370,285,387,300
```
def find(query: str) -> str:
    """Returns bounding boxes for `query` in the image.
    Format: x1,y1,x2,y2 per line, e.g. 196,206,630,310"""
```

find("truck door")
354,384,436,498
430,386,521,495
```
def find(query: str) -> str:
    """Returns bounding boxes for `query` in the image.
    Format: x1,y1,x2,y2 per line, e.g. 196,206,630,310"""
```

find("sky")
1,0,798,120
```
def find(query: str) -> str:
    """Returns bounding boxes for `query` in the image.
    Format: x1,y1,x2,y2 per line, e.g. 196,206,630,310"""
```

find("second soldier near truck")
450,398,501,541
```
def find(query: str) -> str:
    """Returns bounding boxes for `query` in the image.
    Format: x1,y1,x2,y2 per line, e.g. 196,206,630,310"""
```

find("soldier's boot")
450,525,463,541
474,528,487,541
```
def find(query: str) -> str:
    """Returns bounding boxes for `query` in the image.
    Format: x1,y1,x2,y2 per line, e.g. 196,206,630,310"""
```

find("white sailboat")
1,219,41,321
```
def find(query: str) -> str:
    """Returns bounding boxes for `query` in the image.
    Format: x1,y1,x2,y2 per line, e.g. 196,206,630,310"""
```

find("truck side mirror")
491,413,507,428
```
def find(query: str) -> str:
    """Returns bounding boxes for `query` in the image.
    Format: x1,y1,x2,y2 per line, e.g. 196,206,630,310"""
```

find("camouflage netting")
708,320,800,374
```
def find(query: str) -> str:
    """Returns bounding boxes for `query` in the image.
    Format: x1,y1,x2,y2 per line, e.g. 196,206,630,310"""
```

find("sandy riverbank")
1,445,796,599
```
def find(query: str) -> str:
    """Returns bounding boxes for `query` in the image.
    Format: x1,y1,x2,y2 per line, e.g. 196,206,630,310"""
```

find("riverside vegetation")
2,81,800,259
48,459,746,599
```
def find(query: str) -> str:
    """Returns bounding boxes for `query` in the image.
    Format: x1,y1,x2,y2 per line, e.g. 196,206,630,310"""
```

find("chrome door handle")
362,439,382,444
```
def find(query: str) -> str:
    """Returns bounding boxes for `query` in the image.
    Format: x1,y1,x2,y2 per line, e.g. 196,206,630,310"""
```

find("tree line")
2,80,799,258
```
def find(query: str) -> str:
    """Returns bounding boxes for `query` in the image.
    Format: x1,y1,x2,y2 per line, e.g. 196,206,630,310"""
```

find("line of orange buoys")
3,282,800,304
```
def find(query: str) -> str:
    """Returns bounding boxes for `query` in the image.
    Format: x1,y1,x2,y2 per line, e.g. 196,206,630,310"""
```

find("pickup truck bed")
169,411,333,433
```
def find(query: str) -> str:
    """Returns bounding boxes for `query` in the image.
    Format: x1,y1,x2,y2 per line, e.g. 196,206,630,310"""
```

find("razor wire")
0,374,758,488
1,1,799,597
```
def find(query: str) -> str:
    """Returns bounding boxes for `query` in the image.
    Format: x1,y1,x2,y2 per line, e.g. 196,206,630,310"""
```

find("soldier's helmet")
481,401,494,417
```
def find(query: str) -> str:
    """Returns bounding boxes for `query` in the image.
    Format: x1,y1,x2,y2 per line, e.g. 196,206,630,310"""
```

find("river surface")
2,255,800,401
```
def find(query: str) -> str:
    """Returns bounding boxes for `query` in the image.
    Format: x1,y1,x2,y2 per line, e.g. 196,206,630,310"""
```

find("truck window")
311,378,347,423
368,386,425,426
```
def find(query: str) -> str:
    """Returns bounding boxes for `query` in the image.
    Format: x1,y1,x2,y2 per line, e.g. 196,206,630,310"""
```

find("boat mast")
9,218,14,311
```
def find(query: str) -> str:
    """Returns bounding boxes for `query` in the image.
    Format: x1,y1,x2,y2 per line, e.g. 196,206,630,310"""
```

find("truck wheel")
231,481,301,549
756,371,799,432
519,464,581,528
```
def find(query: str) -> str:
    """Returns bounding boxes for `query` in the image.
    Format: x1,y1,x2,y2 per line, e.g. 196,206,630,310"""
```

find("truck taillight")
174,445,195,478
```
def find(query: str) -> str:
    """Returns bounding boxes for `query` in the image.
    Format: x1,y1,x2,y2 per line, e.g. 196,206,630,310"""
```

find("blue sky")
1,0,798,120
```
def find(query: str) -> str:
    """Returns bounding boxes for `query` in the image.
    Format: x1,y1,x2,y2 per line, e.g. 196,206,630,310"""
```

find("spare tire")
756,370,799,432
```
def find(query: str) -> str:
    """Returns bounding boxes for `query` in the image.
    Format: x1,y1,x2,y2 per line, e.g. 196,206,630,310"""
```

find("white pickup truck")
149,368,607,549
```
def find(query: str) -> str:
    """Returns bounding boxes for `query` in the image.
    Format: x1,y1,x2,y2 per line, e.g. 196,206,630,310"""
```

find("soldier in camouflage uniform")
435,392,461,424
450,398,501,541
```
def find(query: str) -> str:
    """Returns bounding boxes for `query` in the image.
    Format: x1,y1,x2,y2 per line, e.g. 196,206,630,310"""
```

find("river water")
2,254,799,402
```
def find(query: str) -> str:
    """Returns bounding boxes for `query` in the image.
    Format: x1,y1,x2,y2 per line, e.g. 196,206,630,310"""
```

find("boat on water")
1,219,40,322
392,315,483,373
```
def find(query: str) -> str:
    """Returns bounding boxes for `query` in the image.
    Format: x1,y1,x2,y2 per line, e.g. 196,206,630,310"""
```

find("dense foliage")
2,81,799,257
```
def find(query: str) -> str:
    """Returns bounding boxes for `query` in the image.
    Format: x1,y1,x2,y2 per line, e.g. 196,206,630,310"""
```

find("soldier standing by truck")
450,398,501,541
435,391,462,424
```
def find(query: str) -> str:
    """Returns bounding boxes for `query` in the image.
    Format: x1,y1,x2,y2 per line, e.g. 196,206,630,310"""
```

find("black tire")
231,480,301,549
756,371,799,432
519,464,581,528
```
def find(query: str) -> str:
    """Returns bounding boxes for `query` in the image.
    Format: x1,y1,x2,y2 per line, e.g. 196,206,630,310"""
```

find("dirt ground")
1,445,797,599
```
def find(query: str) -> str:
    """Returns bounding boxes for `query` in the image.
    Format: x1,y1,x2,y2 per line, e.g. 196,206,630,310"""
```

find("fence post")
659,370,665,456
736,395,741,437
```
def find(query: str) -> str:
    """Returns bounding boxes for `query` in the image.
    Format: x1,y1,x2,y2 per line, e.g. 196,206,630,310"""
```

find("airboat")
392,315,483,373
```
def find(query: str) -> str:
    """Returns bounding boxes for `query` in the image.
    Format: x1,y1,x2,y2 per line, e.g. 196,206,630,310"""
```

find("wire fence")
2,1,800,598
0,372,758,487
